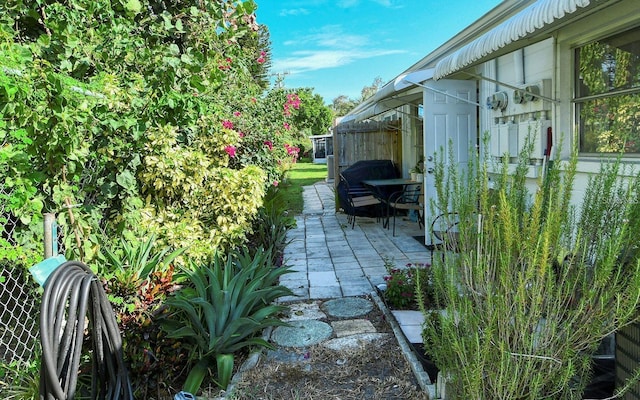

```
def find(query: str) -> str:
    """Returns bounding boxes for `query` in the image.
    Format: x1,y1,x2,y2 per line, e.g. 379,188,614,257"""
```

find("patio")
280,181,432,302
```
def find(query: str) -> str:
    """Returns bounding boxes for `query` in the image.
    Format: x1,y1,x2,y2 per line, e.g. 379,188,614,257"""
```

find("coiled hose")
40,260,134,399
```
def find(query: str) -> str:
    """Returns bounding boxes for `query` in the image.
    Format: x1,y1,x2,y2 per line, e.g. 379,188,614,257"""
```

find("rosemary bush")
422,136,640,399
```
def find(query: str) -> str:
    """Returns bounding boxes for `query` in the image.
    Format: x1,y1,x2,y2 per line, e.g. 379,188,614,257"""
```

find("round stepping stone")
271,320,333,347
322,297,373,318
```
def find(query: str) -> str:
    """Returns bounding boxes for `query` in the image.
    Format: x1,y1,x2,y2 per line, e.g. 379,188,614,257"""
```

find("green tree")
331,76,384,117
292,88,334,136
360,76,383,102
331,94,357,117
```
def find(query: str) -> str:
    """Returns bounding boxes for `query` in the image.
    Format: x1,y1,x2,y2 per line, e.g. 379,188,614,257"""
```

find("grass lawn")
279,159,327,214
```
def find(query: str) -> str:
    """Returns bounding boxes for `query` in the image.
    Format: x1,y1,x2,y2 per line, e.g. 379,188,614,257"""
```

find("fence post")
44,213,56,258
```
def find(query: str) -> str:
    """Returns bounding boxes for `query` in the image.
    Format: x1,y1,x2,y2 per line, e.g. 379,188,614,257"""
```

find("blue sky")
255,0,503,104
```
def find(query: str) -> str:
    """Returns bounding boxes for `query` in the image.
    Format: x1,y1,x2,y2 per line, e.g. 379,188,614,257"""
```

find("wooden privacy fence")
335,119,402,173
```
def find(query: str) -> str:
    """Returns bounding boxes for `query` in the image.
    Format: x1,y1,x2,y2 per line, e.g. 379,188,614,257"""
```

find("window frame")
573,25,640,156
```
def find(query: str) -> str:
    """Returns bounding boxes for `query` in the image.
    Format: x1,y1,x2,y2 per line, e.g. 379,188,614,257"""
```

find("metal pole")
44,213,55,259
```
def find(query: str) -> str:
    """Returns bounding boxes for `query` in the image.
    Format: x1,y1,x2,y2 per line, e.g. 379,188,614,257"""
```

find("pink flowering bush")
224,145,237,157
382,261,434,309
223,86,309,184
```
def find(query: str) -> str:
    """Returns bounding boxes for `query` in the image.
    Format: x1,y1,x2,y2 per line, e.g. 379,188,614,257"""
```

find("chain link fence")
0,170,41,364
0,259,40,364
0,133,94,366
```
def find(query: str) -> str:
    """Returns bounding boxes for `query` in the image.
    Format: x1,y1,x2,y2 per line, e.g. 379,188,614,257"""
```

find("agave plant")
98,234,184,297
160,248,293,393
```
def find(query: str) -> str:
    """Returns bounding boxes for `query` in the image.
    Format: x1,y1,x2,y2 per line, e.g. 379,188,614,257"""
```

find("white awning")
394,68,435,91
433,0,595,80
351,91,422,122
340,68,433,123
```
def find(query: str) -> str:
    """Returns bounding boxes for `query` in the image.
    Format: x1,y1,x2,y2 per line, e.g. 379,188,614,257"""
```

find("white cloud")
279,8,310,16
272,22,406,78
284,25,370,49
272,48,405,75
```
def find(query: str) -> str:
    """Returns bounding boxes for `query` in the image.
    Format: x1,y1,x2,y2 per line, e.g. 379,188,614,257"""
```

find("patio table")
362,178,422,228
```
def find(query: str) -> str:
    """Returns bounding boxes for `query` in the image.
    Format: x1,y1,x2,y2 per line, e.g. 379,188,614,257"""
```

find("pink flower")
218,57,233,71
273,181,279,187
251,97,257,103
222,120,234,129
287,93,301,109
284,144,300,157
224,145,236,157
283,122,291,131
238,131,245,138
233,111,241,117
257,56,265,64
264,140,273,150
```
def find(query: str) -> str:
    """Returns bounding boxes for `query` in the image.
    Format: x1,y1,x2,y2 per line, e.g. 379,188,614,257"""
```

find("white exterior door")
422,79,477,243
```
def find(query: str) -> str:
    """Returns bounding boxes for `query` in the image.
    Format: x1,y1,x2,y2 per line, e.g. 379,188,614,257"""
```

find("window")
575,26,640,154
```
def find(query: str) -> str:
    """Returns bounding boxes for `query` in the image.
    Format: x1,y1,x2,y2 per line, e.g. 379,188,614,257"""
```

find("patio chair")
386,184,424,236
339,173,382,229
426,212,461,261
432,212,460,245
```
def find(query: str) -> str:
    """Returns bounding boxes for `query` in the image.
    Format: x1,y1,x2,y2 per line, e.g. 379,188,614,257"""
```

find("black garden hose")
40,260,133,400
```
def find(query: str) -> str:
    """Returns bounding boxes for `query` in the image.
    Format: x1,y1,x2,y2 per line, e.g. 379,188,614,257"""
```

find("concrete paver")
279,181,432,342
331,319,377,337
261,181,435,395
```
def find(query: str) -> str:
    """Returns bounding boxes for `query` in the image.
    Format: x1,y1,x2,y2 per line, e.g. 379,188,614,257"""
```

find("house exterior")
339,0,639,227
336,0,639,395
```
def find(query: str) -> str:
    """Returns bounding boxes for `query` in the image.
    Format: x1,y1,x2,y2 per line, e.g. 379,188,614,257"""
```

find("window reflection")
576,26,640,153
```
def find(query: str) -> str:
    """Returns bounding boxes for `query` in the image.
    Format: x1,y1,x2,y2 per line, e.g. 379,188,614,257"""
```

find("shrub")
382,259,434,310
160,249,293,393
423,135,640,399
246,185,296,265
96,235,186,396
0,356,39,400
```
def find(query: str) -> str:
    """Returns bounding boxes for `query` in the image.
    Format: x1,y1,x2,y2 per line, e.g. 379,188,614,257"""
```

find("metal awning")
394,68,435,91
350,91,422,122
433,0,600,80
340,68,433,123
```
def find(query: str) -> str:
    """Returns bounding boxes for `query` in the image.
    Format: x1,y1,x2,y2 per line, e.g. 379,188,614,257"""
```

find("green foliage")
0,356,40,400
160,249,293,392
97,234,184,304
291,88,334,136
578,37,640,153
0,0,334,265
423,134,640,399
96,234,187,396
0,0,333,395
331,94,358,117
246,185,296,265
382,258,433,310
